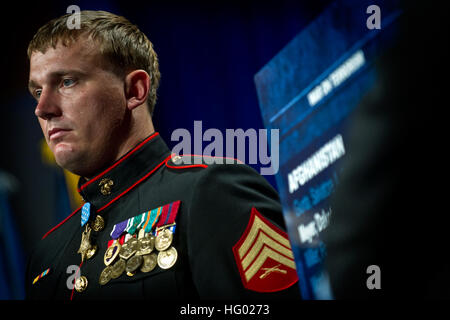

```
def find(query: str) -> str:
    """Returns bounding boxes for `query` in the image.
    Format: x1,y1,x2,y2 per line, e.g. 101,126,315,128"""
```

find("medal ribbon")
81,203,91,227
110,220,128,240
156,200,181,228
143,206,163,233
107,235,125,248
127,213,144,235
109,200,181,240
32,268,51,285
137,211,150,230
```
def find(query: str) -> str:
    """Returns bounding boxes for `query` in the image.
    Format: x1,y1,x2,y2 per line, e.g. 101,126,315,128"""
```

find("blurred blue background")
0,0,333,299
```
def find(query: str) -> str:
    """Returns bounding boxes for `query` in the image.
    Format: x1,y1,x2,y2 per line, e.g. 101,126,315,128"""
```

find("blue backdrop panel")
254,0,402,299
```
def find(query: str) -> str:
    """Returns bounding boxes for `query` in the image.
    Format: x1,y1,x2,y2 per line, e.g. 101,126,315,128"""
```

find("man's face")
29,37,129,177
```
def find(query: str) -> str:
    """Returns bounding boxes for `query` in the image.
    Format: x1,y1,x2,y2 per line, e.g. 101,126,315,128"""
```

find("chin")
55,156,80,174
55,150,106,178
53,146,85,174
56,160,94,178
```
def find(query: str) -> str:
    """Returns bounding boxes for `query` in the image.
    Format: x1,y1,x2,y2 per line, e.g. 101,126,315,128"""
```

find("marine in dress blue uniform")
26,132,301,300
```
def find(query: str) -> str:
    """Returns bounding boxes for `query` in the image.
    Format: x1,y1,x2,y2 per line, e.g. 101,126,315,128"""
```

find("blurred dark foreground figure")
322,1,450,298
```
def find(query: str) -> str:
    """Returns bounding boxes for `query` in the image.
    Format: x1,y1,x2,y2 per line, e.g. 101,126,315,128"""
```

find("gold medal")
136,234,155,256
140,253,157,273
119,237,139,260
129,237,140,251
86,244,97,260
75,275,88,292
110,258,126,279
126,255,143,274
99,266,113,285
78,224,93,262
104,241,121,266
155,228,173,251
157,246,178,269
92,215,105,232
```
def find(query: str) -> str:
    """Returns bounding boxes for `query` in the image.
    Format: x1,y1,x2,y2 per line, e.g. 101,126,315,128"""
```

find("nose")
34,88,62,120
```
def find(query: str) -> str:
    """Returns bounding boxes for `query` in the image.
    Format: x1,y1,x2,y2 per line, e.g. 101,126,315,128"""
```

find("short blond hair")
27,10,160,115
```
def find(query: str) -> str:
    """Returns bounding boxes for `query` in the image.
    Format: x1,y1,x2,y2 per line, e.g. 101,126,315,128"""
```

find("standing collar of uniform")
77,132,171,212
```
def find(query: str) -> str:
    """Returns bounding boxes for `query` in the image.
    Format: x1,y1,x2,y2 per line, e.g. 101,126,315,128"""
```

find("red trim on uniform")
78,132,160,192
70,260,83,301
96,154,173,213
165,153,244,170
232,207,299,293
41,146,168,240
165,154,207,169
165,162,208,169
41,205,83,240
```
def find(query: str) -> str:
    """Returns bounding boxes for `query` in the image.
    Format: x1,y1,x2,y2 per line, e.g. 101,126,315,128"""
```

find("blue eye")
63,79,75,87
35,89,42,98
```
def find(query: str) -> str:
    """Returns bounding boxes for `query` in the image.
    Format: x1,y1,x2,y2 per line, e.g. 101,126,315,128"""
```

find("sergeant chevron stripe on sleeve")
232,207,298,292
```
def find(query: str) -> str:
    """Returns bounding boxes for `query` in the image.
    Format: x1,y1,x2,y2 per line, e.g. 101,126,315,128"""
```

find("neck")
84,110,155,181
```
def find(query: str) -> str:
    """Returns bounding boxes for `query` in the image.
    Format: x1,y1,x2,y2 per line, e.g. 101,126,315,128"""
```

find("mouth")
48,128,71,141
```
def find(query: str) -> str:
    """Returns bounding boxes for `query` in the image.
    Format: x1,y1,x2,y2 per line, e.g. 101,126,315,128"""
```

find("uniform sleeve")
187,163,301,299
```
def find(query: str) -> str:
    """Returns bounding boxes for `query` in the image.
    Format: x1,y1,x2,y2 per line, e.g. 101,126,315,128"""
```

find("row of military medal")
99,223,178,286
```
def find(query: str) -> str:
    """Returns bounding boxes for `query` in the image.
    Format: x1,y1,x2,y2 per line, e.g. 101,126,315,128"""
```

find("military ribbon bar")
144,207,163,233
81,202,91,227
107,235,125,248
110,220,128,240
32,268,51,285
127,213,145,235
136,211,149,230
156,200,180,228
110,200,181,240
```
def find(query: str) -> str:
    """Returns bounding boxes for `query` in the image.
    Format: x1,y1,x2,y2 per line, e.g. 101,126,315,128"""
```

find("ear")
124,70,151,110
